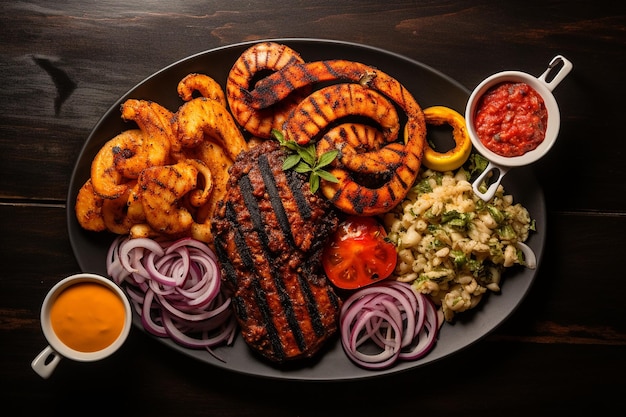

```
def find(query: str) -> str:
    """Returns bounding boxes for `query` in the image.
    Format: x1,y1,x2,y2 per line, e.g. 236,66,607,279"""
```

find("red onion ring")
107,236,237,355
340,280,439,369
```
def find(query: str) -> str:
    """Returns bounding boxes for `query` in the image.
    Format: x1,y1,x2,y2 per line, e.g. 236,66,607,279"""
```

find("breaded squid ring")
177,73,227,107
90,129,146,199
102,183,136,235
138,159,212,236
174,97,248,158
75,178,106,232
119,99,174,175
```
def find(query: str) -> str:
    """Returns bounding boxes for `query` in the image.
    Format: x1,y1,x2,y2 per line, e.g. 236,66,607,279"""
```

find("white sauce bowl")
465,55,573,201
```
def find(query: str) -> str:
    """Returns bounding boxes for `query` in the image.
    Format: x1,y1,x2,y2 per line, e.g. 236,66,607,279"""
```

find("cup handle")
31,345,62,379
538,55,573,92
472,161,509,201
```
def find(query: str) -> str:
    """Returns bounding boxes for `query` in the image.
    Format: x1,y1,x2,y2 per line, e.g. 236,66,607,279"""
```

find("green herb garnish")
272,129,339,193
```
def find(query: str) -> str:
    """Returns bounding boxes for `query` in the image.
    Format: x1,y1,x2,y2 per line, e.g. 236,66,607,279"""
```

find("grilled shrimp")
138,159,213,236
174,97,248,158
226,41,308,138
250,58,427,216
316,123,405,174
90,129,144,199
283,83,400,145
75,178,106,231
177,73,227,107
249,59,372,109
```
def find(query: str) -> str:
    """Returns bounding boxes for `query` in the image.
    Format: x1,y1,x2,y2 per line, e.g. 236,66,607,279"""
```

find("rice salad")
383,166,535,321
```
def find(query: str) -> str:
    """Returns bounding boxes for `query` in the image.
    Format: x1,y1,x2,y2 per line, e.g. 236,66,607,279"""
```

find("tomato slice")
322,216,398,290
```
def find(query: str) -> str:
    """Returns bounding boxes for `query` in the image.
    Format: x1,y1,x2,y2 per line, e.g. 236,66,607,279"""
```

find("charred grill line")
239,175,269,247
267,255,308,355
309,95,331,128
258,154,296,247
285,171,328,338
241,56,253,81
326,286,342,312
214,203,239,289
297,274,326,337
225,201,256,274
322,60,343,81
224,201,254,322
228,190,287,359
250,271,286,361
387,180,397,202
257,155,309,353
286,170,312,219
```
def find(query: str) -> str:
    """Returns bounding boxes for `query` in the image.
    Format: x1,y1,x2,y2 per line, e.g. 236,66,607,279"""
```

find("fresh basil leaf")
316,169,339,183
317,150,339,169
282,154,302,170
293,161,312,173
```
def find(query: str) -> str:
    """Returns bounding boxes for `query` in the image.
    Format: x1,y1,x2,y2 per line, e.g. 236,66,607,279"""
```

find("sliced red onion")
340,280,439,369
106,236,237,352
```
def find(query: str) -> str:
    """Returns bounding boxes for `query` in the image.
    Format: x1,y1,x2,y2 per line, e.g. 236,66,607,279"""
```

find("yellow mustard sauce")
50,282,126,352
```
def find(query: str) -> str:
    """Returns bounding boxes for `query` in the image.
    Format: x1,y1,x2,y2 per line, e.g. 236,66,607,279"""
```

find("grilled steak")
212,140,341,363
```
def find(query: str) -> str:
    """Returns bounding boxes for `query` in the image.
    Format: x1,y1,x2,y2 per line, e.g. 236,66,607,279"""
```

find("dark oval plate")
66,38,545,381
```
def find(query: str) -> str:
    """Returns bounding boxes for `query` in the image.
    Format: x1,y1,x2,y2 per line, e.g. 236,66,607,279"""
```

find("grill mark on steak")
258,154,296,248
212,140,341,363
287,169,312,219
220,198,288,358
240,164,308,355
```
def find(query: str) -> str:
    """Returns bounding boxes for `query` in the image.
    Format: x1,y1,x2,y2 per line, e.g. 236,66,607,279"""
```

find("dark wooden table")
2,1,625,415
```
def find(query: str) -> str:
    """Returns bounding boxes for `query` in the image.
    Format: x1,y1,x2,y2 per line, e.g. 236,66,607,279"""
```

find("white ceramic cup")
465,55,573,201
31,273,132,379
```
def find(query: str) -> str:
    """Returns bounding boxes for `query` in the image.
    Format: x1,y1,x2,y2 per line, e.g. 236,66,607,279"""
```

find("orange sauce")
50,282,126,352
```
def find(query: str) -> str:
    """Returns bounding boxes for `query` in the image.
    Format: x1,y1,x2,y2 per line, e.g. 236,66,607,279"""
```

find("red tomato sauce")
474,82,548,157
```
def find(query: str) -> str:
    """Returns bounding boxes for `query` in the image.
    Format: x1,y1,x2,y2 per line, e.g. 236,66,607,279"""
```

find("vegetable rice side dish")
383,161,534,322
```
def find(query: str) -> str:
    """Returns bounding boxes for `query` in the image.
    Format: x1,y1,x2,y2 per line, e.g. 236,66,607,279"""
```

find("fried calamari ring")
75,178,106,232
177,73,227,107
182,139,234,244
422,106,472,172
174,97,248,158
137,159,213,236
90,129,145,199
102,183,136,235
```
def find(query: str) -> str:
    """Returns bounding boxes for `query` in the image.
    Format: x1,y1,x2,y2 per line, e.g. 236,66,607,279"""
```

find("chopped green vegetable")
497,224,517,241
451,250,467,268
441,210,473,230
486,204,506,224
466,153,489,178
411,178,433,195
